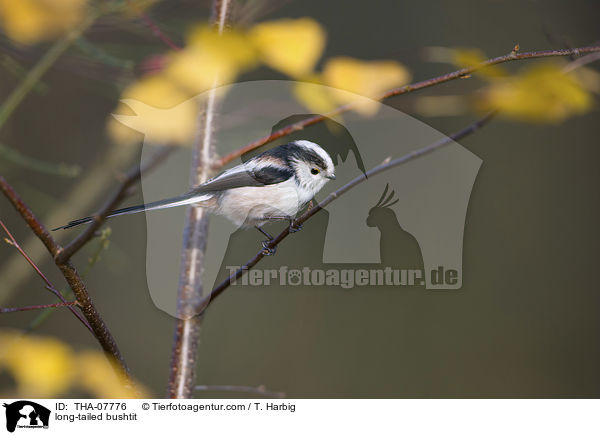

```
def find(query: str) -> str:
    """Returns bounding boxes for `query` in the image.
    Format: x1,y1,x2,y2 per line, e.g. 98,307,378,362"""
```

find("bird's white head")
287,140,336,197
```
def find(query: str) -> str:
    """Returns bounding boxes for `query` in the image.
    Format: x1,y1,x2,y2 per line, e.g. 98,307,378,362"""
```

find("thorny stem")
213,45,600,169
167,0,233,399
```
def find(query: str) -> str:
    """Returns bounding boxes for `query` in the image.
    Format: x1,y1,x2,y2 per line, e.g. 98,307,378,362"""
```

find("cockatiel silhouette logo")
366,184,424,270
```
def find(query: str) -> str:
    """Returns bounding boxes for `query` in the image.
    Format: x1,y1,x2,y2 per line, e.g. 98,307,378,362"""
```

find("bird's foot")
261,240,277,256
288,219,303,233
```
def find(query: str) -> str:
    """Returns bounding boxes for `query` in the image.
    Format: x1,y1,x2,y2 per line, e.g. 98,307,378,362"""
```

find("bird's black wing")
190,165,294,194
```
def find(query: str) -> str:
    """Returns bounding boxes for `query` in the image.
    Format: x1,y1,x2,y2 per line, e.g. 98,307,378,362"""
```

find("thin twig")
0,142,81,177
168,0,233,399
0,145,138,307
2,220,58,288
126,0,181,52
137,9,182,51
202,111,497,310
26,229,112,333
195,384,286,398
0,219,92,332
213,44,600,169
55,146,173,263
1,301,79,314
561,51,600,73
0,177,128,375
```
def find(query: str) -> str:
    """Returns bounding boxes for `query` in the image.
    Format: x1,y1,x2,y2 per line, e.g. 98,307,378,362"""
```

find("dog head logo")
3,401,50,433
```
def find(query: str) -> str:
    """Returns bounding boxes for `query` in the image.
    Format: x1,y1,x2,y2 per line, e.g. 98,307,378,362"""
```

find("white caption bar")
2,399,598,434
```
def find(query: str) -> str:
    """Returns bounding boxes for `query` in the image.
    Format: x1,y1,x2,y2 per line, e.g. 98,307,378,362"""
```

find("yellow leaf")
109,25,257,146
249,17,326,77
452,48,507,78
165,49,226,94
293,75,337,114
0,331,75,397
323,57,410,115
108,75,198,146
122,73,191,109
76,352,149,398
187,26,257,71
166,26,257,94
0,330,151,398
478,63,593,123
0,0,88,44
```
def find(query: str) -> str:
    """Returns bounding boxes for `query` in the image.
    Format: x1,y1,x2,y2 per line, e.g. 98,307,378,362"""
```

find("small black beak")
326,174,336,180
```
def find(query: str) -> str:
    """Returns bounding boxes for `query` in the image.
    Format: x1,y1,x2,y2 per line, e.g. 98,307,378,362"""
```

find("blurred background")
0,0,599,398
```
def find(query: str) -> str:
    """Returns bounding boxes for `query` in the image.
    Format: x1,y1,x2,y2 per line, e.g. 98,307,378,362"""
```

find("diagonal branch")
0,176,128,376
213,44,600,169
202,111,497,310
1,219,92,332
55,146,173,263
1,301,80,314
137,9,182,51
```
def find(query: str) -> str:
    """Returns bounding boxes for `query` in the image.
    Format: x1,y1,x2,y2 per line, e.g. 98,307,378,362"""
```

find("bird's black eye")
310,168,320,175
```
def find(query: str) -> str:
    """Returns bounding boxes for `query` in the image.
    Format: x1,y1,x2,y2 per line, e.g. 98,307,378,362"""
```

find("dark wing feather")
250,166,294,185
190,165,294,195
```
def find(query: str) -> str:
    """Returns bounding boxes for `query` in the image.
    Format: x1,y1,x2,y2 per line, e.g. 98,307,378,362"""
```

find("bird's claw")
288,220,303,233
261,240,277,256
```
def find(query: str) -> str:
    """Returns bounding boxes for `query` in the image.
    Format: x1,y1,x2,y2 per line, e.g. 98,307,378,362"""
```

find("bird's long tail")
52,192,213,230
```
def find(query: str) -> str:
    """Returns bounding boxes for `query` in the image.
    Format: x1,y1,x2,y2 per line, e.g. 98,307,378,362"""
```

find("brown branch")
167,0,233,399
213,44,600,169
55,146,173,263
0,176,128,375
1,219,92,331
202,111,497,310
1,301,79,314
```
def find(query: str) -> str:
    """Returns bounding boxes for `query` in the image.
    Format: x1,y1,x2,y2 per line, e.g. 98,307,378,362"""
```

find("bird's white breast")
215,178,307,227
